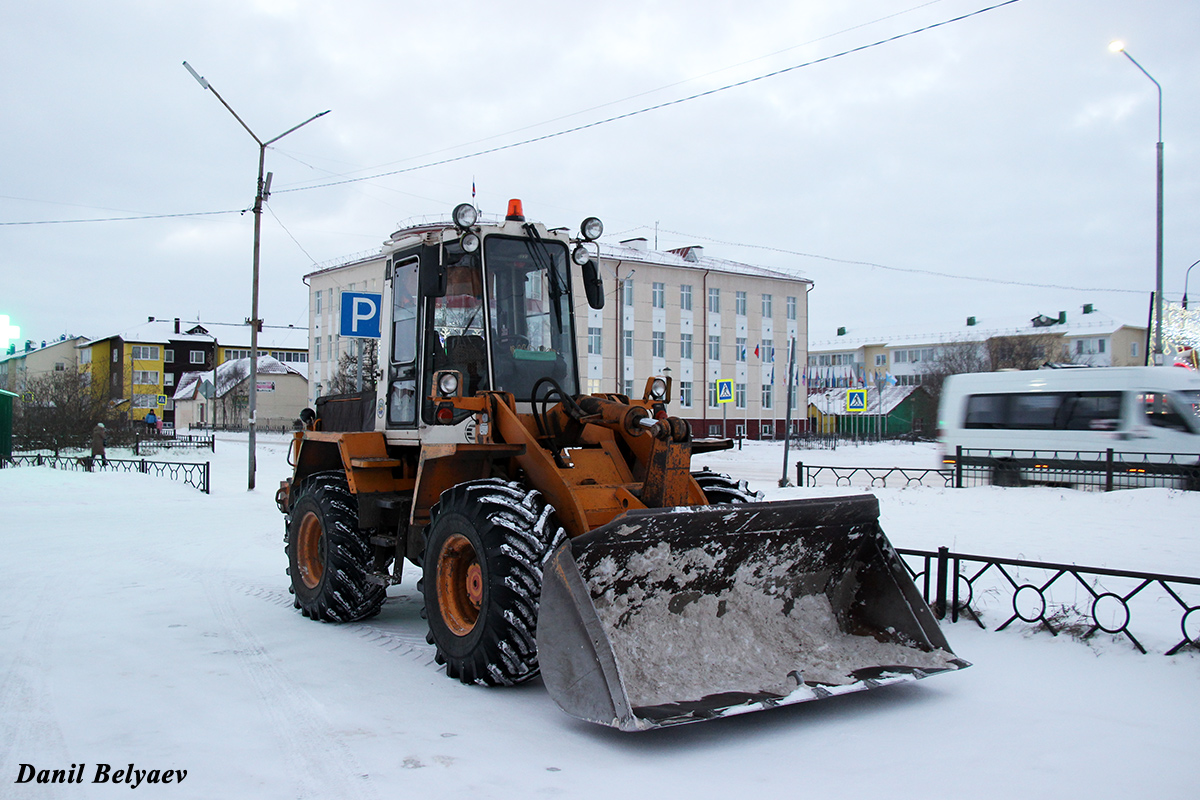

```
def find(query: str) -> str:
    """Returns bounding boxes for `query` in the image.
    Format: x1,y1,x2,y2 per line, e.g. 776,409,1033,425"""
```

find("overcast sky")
3,0,1198,349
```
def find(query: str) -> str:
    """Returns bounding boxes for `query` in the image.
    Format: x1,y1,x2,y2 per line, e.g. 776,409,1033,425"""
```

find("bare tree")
919,340,991,403
986,332,1068,371
15,366,114,454
328,340,379,395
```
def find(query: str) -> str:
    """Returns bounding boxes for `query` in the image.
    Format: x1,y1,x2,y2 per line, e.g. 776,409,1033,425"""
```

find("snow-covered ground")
2,436,1197,798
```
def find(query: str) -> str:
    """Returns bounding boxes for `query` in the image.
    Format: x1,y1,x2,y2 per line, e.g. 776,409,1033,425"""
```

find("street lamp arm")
264,110,332,147
1119,50,1163,141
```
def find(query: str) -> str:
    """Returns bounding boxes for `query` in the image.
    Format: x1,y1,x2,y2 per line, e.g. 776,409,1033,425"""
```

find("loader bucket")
536,494,968,731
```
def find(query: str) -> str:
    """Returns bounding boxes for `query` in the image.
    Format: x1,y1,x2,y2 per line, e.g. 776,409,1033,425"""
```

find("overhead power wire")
648,226,1146,295
0,208,246,226
276,0,1022,195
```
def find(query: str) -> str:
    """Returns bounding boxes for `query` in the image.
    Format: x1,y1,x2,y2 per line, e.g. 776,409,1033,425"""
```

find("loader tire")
692,468,762,504
422,479,563,686
287,471,385,623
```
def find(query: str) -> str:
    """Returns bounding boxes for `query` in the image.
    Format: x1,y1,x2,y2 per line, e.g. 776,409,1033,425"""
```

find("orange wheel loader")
276,200,967,731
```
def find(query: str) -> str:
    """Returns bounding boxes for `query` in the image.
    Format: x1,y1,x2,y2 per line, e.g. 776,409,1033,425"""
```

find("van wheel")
421,480,563,686
991,461,1024,487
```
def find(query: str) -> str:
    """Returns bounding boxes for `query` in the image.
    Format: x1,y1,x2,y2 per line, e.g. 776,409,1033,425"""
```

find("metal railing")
950,447,1200,491
1,453,210,494
134,434,215,453
897,546,1200,655
796,461,953,488
796,448,1200,492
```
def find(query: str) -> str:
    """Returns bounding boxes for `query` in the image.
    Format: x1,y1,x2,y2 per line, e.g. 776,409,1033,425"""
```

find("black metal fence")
797,448,1200,492
134,434,215,454
1,453,210,494
950,447,1200,491
897,546,1200,655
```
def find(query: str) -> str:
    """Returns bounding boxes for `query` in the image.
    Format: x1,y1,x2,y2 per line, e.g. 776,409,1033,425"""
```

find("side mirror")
418,247,447,298
581,260,604,310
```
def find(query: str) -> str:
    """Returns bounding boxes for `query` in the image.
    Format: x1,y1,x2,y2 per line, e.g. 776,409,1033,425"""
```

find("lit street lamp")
183,61,329,490
1109,41,1164,365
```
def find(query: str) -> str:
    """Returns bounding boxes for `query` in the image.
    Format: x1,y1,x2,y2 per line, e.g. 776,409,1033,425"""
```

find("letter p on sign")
340,292,383,339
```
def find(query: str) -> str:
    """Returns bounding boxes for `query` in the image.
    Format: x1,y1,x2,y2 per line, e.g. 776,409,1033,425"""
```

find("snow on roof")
174,355,305,400
597,241,810,284
83,319,308,351
811,307,1143,351
807,385,924,416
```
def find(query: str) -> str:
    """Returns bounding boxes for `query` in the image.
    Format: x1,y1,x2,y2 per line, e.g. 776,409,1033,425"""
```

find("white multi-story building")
808,305,1148,390
305,231,812,440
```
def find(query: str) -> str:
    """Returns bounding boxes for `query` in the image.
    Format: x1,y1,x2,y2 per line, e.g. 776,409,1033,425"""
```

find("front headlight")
580,216,603,241
571,245,591,266
438,372,460,397
650,378,668,400
461,232,481,253
452,203,479,229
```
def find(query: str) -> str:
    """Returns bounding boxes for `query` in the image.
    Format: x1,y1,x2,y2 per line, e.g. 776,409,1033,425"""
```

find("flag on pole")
754,344,760,359
472,178,476,199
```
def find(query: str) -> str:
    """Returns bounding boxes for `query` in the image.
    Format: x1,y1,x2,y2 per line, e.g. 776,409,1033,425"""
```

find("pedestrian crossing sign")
717,379,733,404
846,388,867,413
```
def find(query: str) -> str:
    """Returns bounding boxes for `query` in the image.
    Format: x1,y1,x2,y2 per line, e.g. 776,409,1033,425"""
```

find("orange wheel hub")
296,511,325,590
437,534,482,636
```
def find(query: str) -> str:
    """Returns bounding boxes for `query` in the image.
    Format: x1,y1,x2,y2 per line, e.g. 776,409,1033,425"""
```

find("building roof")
811,307,1143,351
83,318,308,352
807,385,926,416
599,240,811,284
173,356,306,401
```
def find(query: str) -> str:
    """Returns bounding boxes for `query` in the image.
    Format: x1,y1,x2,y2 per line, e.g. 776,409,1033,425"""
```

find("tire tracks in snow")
203,578,386,800
0,581,72,790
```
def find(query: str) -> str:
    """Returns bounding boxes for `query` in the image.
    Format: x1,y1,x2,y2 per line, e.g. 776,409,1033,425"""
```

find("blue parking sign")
340,292,383,339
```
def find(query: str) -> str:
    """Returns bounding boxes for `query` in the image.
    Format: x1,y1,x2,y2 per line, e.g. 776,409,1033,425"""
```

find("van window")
1062,392,1122,431
1141,392,1194,433
1008,393,1065,429
966,390,1122,431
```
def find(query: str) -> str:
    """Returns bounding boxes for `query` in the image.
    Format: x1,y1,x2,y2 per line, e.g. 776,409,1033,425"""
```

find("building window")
588,327,603,355
113,349,119,363
736,337,746,363
761,423,774,439
133,370,159,385
735,291,747,317
587,379,603,394
132,395,158,408
708,381,719,408
190,350,205,364
131,345,159,361
708,424,722,437
623,279,634,307
679,381,693,408
314,291,322,315
708,288,720,314
623,380,634,397
54,362,65,372
708,335,721,362
762,294,773,318
652,282,665,309
314,338,321,361
1131,341,1139,358
624,330,633,357
762,384,773,409
680,333,693,361
875,354,887,366
735,423,746,438
760,339,774,362
1098,338,1107,353
164,373,175,387
164,349,175,364
787,296,797,321
651,331,665,358
735,383,746,409
680,284,693,311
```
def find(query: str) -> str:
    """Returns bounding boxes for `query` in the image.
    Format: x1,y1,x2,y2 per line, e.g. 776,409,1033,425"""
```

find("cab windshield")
484,234,578,401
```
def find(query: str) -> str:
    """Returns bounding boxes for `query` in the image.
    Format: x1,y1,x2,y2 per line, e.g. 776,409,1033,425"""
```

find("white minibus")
938,367,1200,486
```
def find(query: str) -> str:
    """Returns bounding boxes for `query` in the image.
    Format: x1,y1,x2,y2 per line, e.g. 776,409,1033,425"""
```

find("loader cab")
383,213,586,430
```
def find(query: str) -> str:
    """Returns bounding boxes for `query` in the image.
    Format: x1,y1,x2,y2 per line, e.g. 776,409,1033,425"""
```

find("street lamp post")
1109,41,1164,365
183,62,329,490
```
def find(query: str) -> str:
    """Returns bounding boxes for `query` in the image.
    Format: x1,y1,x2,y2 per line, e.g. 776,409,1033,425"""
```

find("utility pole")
184,61,329,489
